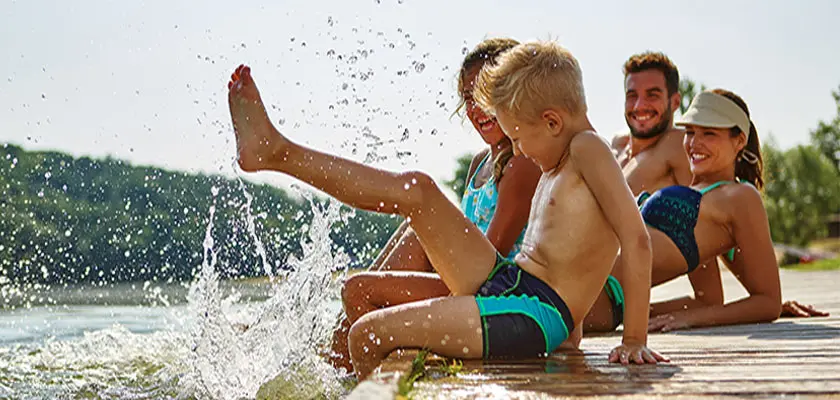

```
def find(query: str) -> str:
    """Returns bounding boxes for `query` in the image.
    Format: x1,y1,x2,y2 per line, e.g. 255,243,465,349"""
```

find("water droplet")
462,347,470,354
403,183,410,190
414,62,425,74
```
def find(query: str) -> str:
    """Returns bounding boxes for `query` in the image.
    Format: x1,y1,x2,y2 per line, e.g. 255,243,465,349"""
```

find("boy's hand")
609,343,668,364
648,312,691,332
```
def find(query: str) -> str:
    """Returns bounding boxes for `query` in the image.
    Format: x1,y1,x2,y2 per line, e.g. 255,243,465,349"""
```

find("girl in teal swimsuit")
327,38,542,372
590,89,783,333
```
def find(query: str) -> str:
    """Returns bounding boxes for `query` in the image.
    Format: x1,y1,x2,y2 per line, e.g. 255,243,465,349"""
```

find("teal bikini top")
459,153,526,259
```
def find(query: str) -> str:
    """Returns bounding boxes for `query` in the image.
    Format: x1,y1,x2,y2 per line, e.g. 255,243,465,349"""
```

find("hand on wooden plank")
780,300,830,318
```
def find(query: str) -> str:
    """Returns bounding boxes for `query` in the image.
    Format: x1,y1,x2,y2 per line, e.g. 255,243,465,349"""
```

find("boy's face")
495,109,554,170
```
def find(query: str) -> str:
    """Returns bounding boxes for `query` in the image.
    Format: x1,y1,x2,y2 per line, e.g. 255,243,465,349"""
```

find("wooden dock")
360,268,840,399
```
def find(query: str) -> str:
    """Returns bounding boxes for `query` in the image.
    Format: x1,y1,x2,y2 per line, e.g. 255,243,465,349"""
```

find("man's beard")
627,105,673,139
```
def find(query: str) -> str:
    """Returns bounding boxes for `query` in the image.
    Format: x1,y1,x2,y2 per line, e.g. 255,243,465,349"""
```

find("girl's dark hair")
710,88,764,190
454,38,520,183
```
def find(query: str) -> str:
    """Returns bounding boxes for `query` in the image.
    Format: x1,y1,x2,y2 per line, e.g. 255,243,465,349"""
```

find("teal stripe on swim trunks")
475,294,570,353
605,275,624,309
604,275,625,329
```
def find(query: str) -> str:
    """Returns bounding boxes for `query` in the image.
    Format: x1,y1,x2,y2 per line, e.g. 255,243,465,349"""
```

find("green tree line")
0,144,400,285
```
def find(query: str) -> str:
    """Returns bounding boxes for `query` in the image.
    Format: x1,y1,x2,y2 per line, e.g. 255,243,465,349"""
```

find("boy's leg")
327,318,354,372
342,272,449,321
347,296,483,380
329,272,449,372
228,66,498,294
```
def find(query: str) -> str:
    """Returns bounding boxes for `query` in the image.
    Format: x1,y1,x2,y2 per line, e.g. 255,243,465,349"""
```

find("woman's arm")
368,220,410,271
649,187,781,331
649,257,724,317
483,154,541,255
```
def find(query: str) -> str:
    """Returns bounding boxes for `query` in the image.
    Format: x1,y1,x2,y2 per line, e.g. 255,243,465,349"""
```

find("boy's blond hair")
473,41,587,122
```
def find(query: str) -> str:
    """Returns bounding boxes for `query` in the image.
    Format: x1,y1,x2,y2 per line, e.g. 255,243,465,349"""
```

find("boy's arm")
570,132,664,364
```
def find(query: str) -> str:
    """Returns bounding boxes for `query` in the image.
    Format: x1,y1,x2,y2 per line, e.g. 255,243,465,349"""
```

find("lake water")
1,199,355,400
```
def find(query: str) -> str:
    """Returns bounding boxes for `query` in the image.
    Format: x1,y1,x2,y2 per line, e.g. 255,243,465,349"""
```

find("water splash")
1,185,356,399
181,187,352,399
236,179,274,278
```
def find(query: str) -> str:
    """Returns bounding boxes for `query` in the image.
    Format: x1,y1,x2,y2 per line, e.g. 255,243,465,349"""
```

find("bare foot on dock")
227,64,288,172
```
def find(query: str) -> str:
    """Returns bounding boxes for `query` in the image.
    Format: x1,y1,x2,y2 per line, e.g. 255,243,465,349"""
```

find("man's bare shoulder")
610,130,631,152
658,127,686,148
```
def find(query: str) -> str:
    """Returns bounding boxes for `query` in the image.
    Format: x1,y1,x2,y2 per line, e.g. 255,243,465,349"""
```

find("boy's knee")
341,274,366,304
348,314,387,356
342,274,374,320
396,171,439,214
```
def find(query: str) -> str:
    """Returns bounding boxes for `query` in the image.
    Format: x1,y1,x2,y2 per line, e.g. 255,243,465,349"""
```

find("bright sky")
1,0,838,193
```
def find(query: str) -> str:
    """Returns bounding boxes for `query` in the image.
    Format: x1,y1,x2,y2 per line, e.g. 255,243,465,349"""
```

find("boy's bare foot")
227,64,288,172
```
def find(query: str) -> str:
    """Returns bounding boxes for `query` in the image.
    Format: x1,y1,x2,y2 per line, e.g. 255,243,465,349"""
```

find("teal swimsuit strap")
468,152,493,190
698,180,733,195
